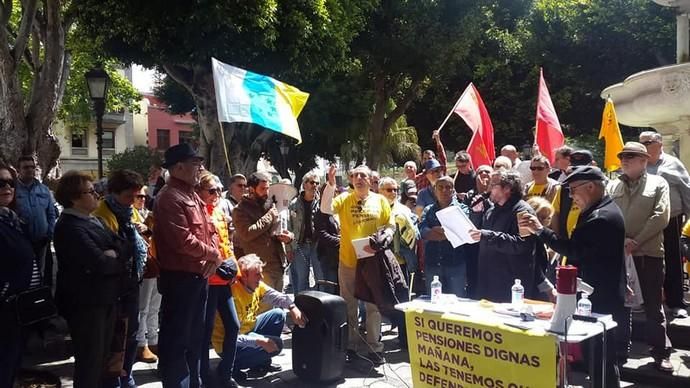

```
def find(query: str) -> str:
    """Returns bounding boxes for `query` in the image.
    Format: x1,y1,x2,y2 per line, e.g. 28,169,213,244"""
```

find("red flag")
535,68,564,163
453,83,495,167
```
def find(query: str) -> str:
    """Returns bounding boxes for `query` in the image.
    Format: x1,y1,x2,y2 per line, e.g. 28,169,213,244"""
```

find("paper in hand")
435,206,478,248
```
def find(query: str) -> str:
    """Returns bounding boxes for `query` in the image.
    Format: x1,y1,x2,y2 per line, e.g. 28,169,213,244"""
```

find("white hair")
238,254,265,273
378,177,398,189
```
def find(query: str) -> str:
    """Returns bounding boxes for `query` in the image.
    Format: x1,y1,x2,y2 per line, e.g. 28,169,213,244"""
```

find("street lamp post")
85,66,110,178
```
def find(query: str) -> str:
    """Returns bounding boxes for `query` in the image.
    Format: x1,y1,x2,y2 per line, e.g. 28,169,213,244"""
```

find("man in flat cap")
607,141,672,372
520,165,627,387
154,143,225,387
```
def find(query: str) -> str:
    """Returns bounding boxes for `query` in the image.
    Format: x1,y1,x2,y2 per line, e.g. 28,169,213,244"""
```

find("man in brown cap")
607,141,673,372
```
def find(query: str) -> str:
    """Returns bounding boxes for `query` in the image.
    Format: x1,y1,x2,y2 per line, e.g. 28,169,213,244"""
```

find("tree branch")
13,0,38,66
383,75,424,130
162,63,195,92
1,0,13,25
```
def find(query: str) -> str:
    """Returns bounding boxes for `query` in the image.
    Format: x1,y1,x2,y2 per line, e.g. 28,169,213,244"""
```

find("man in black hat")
153,144,231,387
519,165,627,388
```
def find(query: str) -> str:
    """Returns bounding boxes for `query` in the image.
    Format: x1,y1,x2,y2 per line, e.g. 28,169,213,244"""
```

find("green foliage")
408,0,675,155
106,146,162,179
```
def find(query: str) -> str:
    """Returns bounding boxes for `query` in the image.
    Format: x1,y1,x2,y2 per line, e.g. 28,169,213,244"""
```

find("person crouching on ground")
212,254,307,382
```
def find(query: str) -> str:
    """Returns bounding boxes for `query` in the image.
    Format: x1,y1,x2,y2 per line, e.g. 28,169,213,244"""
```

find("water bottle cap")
514,279,521,285
433,275,439,281
581,292,589,298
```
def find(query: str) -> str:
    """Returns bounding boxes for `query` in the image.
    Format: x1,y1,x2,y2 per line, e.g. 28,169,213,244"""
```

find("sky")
132,64,158,94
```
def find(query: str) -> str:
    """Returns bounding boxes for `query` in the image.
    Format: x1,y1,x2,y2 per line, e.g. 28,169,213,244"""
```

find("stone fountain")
601,0,690,165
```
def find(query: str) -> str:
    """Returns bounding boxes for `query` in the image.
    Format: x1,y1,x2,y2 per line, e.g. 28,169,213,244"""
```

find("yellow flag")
598,99,624,172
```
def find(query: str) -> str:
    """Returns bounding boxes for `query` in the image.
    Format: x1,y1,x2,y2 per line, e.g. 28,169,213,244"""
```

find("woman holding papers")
419,176,470,297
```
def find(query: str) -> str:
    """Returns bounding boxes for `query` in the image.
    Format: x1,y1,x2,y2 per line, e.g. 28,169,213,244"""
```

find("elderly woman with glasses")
53,171,131,388
0,162,41,387
196,171,241,386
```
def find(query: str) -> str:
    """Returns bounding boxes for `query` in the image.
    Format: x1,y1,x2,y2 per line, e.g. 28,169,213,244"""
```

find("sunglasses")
306,180,319,185
641,140,657,146
383,188,399,193
530,166,546,171
0,178,15,188
207,188,221,195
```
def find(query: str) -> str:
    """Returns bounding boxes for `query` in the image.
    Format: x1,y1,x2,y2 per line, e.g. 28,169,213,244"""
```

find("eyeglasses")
306,180,319,185
436,185,454,191
530,166,546,171
641,140,658,146
383,188,399,193
0,178,15,188
207,188,221,195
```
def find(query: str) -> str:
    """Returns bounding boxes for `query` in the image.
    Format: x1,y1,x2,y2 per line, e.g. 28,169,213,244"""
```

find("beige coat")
607,173,670,258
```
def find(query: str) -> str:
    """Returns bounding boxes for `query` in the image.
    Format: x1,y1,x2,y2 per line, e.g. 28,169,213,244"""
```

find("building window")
71,131,86,148
102,130,115,149
157,129,170,150
179,130,193,145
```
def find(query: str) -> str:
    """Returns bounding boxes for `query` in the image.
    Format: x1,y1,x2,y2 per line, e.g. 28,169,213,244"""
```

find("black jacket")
314,210,339,268
0,213,36,299
476,196,537,302
537,195,627,313
54,212,129,312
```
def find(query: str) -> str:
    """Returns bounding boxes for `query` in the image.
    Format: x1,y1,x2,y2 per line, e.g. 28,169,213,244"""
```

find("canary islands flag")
212,57,309,143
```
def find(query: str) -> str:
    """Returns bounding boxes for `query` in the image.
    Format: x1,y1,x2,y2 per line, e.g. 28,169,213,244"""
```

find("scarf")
105,195,147,280
0,207,24,233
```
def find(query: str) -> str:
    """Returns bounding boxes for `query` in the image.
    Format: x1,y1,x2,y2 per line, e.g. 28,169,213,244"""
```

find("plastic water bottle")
430,276,442,303
577,293,592,316
511,279,524,308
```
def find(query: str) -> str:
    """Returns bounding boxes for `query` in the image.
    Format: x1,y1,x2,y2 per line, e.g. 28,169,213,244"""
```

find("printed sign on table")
405,309,556,388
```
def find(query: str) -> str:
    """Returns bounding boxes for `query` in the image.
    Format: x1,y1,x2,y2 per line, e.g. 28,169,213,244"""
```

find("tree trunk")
0,0,68,176
365,74,425,170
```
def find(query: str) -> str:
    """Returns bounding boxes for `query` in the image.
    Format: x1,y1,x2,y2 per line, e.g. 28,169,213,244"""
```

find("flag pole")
436,83,473,133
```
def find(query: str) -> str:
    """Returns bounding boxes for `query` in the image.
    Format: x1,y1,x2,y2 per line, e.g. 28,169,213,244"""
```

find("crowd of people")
2,128,690,388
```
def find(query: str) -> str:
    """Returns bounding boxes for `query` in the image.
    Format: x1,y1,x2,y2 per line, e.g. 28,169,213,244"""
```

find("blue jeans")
234,308,285,370
117,291,140,388
158,271,208,388
201,284,240,383
425,261,467,298
289,242,322,295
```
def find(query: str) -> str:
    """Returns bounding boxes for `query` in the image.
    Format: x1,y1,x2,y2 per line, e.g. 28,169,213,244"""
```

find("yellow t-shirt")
211,280,270,353
526,183,547,199
333,192,392,268
552,189,581,238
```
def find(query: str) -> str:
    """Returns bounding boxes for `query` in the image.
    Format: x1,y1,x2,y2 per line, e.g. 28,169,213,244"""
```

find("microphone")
470,192,489,208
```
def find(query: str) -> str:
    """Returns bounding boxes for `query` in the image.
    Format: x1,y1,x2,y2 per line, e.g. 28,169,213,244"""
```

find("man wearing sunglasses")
524,155,559,203
607,141,673,372
640,131,690,319
287,172,322,295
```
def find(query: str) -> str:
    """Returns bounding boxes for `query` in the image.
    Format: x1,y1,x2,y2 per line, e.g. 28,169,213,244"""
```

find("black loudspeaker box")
292,290,348,382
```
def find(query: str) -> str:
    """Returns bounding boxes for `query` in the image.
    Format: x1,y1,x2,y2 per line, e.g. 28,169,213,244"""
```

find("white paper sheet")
435,206,478,248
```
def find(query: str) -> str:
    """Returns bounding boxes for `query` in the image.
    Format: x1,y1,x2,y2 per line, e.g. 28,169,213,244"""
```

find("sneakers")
654,357,674,373
671,308,688,318
136,345,158,363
